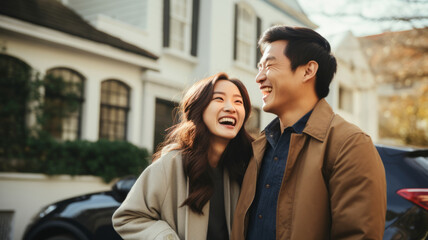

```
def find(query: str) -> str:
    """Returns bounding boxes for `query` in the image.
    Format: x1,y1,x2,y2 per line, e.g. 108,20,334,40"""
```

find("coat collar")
302,98,334,142
252,99,334,152
252,133,267,167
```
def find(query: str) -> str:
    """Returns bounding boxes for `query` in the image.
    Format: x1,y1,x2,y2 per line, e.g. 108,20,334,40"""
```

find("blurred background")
0,0,427,239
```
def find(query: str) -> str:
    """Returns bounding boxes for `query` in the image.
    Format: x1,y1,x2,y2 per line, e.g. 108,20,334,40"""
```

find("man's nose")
256,69,266,83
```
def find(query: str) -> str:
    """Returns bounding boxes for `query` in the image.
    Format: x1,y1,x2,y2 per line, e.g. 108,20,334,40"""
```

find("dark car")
22,176,137,240
378,145,428,239
23,145,428,240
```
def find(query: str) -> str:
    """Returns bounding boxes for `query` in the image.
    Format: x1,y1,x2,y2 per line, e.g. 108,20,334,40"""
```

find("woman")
112,72,253,240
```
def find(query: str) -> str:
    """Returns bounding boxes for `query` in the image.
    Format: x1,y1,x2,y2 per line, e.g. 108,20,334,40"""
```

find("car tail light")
396,188,428,211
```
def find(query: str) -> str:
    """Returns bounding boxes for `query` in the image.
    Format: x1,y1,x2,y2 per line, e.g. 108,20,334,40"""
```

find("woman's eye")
235,100,243,104
213,97,223,101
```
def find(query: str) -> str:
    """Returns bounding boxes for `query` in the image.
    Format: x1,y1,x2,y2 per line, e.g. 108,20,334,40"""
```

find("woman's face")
203,80,246,143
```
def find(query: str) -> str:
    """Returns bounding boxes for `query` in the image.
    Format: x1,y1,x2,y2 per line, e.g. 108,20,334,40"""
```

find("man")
232,26,386,240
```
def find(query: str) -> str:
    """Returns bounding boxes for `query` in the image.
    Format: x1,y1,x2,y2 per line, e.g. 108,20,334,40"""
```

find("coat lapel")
224,170,232,235
223,170,240,236
185,178,209,240
252,133,267,169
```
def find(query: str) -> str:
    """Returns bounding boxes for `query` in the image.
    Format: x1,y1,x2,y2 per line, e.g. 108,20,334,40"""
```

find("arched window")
99,80,130,141
0,54,31,152
44,68,85,140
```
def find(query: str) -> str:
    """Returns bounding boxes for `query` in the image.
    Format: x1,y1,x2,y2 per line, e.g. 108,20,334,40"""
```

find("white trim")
143,71,186,91
0,172,108,182
233,61,258,75
163,47,198,65
0,15,159,71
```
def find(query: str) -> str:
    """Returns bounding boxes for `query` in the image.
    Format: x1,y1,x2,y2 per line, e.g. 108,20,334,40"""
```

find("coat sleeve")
112,157,180,240
329,133,387,240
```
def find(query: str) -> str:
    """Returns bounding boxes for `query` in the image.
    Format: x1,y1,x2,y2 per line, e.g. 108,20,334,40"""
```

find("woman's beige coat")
112,150,240,240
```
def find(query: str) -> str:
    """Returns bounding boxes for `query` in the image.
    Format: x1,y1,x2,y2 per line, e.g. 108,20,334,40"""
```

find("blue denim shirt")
247,111,312,240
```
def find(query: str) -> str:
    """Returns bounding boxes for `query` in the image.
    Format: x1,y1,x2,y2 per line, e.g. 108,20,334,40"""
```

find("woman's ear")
303,61,318,83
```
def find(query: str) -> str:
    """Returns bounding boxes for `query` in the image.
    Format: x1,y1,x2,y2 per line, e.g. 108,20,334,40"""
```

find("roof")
262,0,318,29
0,0,158,60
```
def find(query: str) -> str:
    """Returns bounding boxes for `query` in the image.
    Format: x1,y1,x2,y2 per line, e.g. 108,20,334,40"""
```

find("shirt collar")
294,110,312,134
264,110,313,137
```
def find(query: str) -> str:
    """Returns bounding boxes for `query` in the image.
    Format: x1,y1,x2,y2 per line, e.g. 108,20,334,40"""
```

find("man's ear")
303,61,318,83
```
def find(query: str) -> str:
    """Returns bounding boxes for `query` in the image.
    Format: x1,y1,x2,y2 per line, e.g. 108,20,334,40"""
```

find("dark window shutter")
191,0,200,56
256,16,262,68
163,0,170,48
233,3,238,60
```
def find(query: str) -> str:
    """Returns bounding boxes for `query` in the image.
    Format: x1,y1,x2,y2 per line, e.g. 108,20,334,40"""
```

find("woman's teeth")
219,117,236,126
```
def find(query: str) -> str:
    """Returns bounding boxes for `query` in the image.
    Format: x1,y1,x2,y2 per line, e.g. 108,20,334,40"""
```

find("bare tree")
300,0,428,33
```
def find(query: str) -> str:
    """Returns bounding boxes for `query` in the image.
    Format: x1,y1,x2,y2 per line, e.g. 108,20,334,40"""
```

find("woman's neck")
208,138,229,168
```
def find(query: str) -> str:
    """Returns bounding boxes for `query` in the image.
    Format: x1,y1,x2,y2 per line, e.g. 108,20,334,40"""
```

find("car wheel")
45,235,78,240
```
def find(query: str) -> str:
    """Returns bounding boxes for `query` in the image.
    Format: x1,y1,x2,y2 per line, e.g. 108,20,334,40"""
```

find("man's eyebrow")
258,56,276,67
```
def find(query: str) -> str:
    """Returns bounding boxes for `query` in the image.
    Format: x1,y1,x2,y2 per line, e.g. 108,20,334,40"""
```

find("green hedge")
3,136,150,183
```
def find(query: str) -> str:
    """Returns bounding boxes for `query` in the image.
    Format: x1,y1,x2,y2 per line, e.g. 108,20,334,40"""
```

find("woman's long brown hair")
153,72,253,214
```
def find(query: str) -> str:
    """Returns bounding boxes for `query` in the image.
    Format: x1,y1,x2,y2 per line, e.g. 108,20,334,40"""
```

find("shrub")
15,136,150,183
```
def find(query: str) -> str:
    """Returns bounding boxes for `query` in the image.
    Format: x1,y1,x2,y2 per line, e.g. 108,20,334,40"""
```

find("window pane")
169,0,189,51
236,5,255,66
99,80,130,141
172,0,187,18
154,99,179,151
170,19,185,51
44,68,84,140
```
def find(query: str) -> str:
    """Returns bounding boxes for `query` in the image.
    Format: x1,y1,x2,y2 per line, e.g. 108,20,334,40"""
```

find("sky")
297,0,428,37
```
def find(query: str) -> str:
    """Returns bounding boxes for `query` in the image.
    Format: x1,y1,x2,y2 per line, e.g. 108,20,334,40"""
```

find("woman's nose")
223,101,236,112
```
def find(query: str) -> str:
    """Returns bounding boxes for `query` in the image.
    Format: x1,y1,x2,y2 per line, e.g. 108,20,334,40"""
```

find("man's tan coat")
113,150,239,240
232,99,387,240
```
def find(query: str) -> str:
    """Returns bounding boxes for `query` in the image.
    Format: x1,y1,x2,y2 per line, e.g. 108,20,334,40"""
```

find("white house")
0,0,316,239
65,0,318,150
325,31,379,141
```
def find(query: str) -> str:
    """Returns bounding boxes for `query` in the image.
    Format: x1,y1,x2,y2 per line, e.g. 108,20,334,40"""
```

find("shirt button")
265,184,270,188
258,214,263,219
274,156,278,161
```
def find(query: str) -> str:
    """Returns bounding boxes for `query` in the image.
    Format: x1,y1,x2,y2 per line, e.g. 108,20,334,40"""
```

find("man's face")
256,40,304,116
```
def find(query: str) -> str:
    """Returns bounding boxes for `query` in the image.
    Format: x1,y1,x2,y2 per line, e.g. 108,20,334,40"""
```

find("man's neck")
279,99,318,133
